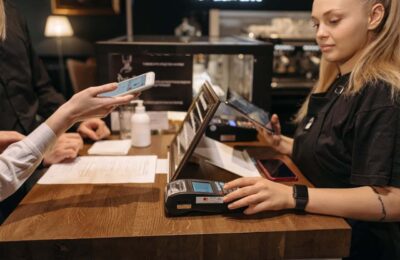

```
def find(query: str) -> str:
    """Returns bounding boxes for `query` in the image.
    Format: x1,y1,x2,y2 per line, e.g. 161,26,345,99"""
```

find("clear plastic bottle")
130,100,151,147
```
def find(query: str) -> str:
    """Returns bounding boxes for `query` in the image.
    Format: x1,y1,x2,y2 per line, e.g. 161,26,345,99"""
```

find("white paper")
38,156,157,184
167,111,187,121
87,140,132,155
194,137,261,178
147,111,169,130
156,159,169,174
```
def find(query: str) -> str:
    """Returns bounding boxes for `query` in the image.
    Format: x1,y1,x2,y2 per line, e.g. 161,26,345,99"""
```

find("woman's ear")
368,3,385,30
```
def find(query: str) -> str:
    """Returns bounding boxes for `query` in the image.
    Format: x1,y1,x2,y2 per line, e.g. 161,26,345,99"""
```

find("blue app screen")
100,74,146,97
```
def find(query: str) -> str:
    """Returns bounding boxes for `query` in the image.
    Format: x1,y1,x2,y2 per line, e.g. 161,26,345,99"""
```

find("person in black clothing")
223,0,400,259
0,0,113,222
0,1,112,162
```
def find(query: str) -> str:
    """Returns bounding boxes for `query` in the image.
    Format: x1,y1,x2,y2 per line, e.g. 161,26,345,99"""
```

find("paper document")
194,137,260,178
156,159,169,174
88,140,132,155
38,156,157,184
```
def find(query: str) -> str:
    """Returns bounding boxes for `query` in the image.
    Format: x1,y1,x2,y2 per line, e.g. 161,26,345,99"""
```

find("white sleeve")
0,124,57,201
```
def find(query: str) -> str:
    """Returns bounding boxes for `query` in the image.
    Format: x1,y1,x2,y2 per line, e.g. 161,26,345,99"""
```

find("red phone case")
256,159,298,182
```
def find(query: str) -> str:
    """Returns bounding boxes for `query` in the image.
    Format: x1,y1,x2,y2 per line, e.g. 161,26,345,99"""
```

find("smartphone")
225,93,273,133
256,159,298,182
99,71,155,97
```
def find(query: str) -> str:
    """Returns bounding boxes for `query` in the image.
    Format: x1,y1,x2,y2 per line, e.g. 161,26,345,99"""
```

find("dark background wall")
12,0,312,133
14,0,312,56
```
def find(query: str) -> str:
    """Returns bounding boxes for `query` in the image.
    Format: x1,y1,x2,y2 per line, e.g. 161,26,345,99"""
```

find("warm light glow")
44,15,74,37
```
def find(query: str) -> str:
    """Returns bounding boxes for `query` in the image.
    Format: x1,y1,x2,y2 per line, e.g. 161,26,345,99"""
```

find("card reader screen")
192,181,213,193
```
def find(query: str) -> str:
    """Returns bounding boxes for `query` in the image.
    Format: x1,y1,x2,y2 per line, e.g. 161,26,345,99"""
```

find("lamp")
45,15,74,95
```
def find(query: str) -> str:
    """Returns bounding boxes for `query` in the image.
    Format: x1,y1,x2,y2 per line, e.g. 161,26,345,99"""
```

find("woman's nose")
316,23,329,40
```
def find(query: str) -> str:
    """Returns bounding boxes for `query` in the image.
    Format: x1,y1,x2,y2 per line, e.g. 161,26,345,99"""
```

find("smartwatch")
292,184,309,211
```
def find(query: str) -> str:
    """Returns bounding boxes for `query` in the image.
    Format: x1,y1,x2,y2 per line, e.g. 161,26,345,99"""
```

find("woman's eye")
312,23,320,29
329,19,340,25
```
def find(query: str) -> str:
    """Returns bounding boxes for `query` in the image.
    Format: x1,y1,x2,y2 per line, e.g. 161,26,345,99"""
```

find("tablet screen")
226,93,273,132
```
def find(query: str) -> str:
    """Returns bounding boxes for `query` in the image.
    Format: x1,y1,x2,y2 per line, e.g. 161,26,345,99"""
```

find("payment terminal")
206,116,258,142
164,179,237,216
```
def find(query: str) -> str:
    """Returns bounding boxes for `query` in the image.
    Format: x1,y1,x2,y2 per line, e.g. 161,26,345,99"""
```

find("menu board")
169,81,220,181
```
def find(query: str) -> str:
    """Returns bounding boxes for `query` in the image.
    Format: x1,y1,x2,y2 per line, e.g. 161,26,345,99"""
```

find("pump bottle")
130,100,151,147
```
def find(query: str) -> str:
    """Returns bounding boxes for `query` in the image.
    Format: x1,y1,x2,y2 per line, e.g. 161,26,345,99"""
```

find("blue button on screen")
192,181,213,193
228,120,236,127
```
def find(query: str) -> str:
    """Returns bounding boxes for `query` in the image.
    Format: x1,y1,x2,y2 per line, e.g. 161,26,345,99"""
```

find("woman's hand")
0,131,25,153
77,118,111,141
43,133,83,166
257,114,294,156
62,83,135,123
223,177,294,215
46,83,135,136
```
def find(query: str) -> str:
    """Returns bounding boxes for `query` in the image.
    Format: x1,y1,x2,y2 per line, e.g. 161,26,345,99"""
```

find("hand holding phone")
225,93,274,133
256,159,297,182
99,71,155,97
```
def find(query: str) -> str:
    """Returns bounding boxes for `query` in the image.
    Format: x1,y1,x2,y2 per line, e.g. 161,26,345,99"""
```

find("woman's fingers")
223,177,258,190
227,193,266,210
90,83,118,96
224,185,256,203
271,114,281,135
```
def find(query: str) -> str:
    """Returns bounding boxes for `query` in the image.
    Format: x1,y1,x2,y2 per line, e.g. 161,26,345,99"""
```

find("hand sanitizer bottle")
131,100,151,147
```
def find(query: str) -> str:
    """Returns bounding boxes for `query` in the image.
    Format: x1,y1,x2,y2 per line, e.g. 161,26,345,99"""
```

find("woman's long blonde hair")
295,0,400,122
0,0,5,41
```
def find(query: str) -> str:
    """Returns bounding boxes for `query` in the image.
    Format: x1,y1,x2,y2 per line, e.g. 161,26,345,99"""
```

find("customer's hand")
45,83,135,136
0,131,25,153
77,118,111,141
223,177,294,215
43,133,84,166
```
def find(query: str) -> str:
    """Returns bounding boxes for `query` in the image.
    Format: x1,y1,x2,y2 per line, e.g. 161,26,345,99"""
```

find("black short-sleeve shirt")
292,74,400,259
293,74,400,189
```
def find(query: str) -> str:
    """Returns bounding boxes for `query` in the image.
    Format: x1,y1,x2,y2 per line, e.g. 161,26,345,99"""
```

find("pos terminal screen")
192,181,213,193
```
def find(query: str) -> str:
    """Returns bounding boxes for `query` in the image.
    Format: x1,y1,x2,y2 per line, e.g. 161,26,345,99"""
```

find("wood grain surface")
0,134,350,259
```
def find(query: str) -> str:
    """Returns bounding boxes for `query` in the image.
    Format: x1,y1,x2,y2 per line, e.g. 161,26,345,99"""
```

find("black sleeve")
21,14,66,119
350,105,400,187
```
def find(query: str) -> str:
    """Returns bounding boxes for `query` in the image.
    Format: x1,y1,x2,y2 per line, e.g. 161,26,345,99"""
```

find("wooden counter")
0,134,350,259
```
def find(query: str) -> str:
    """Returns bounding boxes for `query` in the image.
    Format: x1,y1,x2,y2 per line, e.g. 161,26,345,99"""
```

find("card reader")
164,179,237,216
206,116,258,142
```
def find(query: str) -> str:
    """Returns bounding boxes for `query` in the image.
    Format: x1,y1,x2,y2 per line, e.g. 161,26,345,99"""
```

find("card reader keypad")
216,181,236,195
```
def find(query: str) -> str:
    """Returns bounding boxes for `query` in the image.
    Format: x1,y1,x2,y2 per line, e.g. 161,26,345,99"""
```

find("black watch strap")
293,184,309,211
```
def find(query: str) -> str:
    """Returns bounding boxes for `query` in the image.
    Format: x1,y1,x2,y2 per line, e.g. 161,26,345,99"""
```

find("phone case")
256,159,298,182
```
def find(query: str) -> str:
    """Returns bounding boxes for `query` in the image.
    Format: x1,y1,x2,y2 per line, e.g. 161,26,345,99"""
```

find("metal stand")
126,0,134,41
56,37,66,96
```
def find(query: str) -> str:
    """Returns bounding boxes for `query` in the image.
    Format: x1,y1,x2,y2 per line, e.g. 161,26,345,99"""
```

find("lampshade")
44,15,74,37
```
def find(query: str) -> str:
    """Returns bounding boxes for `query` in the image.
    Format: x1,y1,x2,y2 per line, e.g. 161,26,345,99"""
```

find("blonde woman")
224,0,400,258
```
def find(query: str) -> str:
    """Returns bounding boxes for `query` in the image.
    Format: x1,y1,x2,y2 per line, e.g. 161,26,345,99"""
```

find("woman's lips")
319,44,335,52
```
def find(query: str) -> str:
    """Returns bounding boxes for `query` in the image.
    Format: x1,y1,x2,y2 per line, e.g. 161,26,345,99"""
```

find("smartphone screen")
258,159,297,180
100,74,148,97
227,94,273,132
